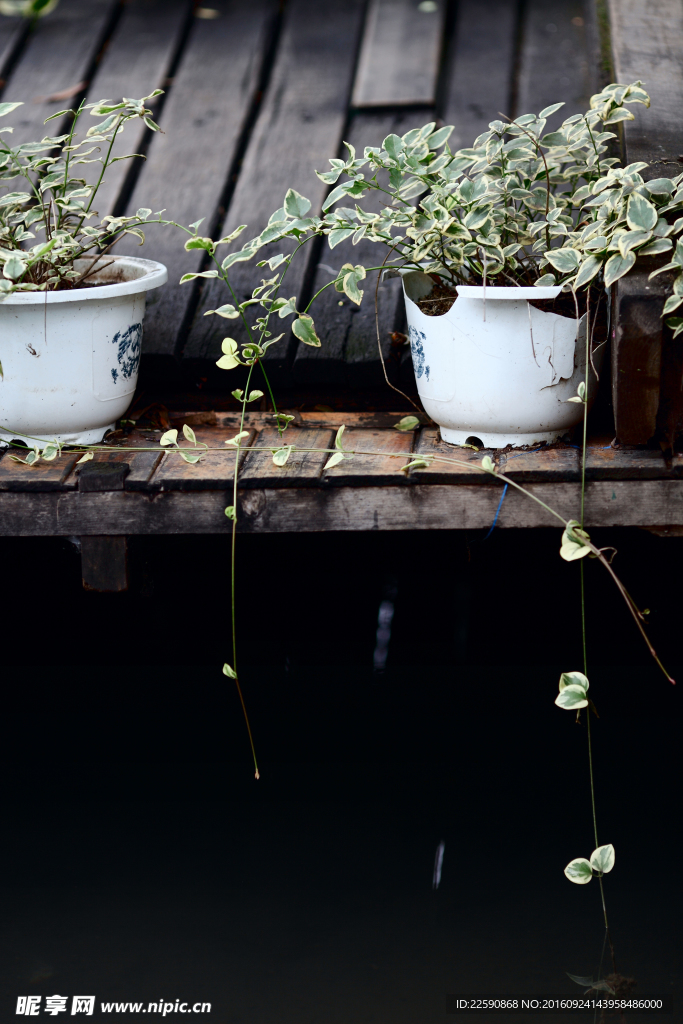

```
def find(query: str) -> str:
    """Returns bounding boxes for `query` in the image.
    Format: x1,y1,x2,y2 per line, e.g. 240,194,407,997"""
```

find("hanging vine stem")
374,246,426,417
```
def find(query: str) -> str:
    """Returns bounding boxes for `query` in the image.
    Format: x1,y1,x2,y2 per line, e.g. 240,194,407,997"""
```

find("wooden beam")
351,0,446,108
2,480,683,535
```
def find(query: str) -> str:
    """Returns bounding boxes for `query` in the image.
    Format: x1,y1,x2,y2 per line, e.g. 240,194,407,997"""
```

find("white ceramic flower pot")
402,272,604,448
0,255,167,445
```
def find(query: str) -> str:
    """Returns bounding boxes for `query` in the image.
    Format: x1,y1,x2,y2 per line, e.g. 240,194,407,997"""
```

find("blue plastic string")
484,483,508,540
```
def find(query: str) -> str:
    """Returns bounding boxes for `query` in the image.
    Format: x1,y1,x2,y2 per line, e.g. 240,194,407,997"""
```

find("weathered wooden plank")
81,534,128,590
1,0,118,146
442,0,518,150
0,14,27,86
3,480,683,534
411,427,496,483
516,0,597,120
150,426,256,490
322,427,416,485
61,428,165,489
584,441,669,479
83,0,191,219
608,0,683,174
115,0,277,377
351,0,446,108
501,445,581,482
183,0,367,385
291,110,414,387
0,451,79,491
239,427,334,487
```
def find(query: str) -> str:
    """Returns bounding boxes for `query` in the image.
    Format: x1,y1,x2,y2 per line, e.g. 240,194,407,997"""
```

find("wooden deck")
2,414,682,539
2,0,683,587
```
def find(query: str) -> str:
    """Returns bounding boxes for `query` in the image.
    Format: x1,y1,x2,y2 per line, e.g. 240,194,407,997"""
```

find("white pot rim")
0,254,167,304
456,285,563,300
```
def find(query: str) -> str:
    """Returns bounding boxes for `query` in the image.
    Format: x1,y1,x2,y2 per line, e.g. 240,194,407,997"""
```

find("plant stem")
230,363,259,779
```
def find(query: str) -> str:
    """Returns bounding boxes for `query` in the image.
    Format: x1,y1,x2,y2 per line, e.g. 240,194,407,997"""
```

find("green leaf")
136,208,152,220
204,304,240,319
564,858,593,884
639,238,673,256
574,256,602,288
0,101,23,118
538,102,565,118
543,247,580,273
283,188,311,218
225,430,250,447
328,227,356,248
400,458,431,473
618,229,652,257
334,424,346,450
184,236,214,252
340,262,366,304
179,270,218,283
0,191,31,208
182,423,197,444
159,429,178,447
603,107,635,125
272,295,297,319
394,415,420,432
180,451,202,464
324,450,345,471
590,844,615,875
558,670,589,694
427,125,454,150
2,254,26,280
481,455,495,473
663,295,683,315
560,519,591,561
76,452,94,464
216,338,240,370
224,506,236,521
292,314,320,347
555,684,589,710
552,667,589,708
534,273,556,287
272,445,294,466
603,250,636,288
221,247,258,270
627,192,658,231
216,224,247,244
222,662,237,678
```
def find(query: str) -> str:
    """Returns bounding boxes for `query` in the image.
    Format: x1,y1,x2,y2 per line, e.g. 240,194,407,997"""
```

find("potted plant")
195,79,683,448
0,92,169,445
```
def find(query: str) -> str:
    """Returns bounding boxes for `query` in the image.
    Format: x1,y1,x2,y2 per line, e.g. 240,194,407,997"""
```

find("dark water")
2,530,681,1021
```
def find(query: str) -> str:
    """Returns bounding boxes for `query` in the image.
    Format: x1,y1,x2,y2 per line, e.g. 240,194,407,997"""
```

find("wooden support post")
81,535,129,593
78,461,130,592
